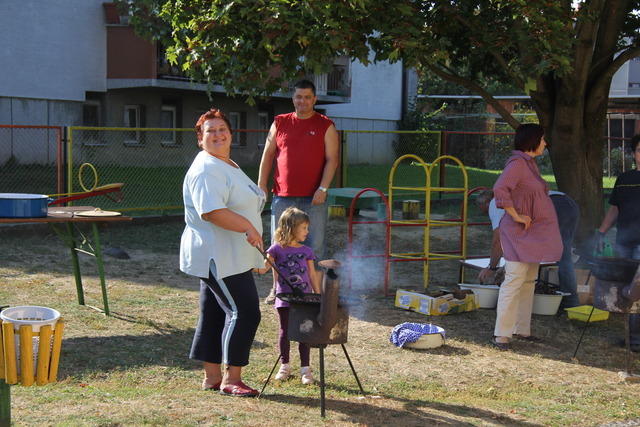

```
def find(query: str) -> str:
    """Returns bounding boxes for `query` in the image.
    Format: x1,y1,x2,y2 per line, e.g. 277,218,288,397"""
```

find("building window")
228,112,240,131
82,101,105,146
124,105,143,145
83,101,101,127
258,111,270,130
160,105,177,145
228,111,247,146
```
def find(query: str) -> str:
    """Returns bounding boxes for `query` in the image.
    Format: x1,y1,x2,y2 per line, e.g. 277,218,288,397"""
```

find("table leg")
91,223,110,316
65,223,85,306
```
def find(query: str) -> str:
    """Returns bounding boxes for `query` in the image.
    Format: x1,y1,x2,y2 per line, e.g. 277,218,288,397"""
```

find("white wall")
0,0,106,102
323,59,404,121
323,59,405,165
610,60,630,97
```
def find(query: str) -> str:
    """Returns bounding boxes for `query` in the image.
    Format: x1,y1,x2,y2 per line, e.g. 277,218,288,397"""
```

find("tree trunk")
545,89,606,250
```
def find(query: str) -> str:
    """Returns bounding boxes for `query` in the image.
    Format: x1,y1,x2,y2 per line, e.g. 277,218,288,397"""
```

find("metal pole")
0,380,9,427
622,113,626,173
607,116,611,178
572,271,595,358
625,313,632,374
341,344,365,394
258,354,281,398
319,346,325,418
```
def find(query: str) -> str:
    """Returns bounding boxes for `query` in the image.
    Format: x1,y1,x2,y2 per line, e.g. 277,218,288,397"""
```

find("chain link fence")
0,125,63,195
341,130,441,191
67,127,268,215
1,125,634,217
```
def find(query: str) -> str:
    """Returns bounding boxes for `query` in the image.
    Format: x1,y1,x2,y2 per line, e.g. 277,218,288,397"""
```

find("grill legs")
319,346,326,417
259,344,365,417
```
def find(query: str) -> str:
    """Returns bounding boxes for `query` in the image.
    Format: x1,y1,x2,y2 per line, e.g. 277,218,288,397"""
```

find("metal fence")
0,125,63,196
0,125,636,217
66,127,268,215
341,130,442,190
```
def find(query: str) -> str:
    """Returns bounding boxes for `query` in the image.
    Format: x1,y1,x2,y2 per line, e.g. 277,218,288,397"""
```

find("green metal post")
66,223,85,305
0,379,9,427
91,223,110,316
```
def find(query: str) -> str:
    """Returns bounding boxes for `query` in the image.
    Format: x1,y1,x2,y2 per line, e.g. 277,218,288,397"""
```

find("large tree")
124,0,640,240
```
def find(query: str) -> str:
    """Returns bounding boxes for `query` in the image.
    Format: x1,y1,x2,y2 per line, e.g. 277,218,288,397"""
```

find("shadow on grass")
258,392,542,426
58,326,196,377
57,319,269,378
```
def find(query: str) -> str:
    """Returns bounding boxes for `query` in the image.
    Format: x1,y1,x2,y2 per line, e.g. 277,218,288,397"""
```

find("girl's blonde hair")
274,207,310,246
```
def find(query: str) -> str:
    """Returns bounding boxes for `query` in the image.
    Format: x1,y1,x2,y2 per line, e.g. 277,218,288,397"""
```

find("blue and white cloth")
389,322,446,348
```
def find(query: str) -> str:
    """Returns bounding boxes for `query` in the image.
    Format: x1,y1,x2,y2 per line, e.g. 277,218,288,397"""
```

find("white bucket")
1,306,60,332
1,306,60,374
458,284,500,309
532,293,568,315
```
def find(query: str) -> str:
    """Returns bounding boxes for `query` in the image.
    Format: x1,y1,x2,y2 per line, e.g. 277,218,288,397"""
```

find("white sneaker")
301,366,314,385
275,363,291,381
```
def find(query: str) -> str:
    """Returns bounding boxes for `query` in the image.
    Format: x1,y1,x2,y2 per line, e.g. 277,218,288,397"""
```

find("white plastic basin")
458,284,500,309
0,305,60,332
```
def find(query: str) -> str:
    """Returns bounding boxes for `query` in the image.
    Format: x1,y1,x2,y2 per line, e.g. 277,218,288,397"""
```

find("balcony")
105,8,349,101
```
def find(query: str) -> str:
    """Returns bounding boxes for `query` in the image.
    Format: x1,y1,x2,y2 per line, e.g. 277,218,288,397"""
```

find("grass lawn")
1,215,639,426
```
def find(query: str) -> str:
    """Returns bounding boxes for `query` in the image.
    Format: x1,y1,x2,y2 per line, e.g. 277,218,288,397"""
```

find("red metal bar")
347,188,390,295
0,125,64,196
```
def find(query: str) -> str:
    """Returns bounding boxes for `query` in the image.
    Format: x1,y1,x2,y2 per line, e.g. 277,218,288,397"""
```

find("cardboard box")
575,268,595,305
395,289,478,316
541,266,594,305
394,289,432,315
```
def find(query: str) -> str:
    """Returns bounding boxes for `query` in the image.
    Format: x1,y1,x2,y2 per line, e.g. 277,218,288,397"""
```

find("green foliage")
119,0,596,97
604,146,636,177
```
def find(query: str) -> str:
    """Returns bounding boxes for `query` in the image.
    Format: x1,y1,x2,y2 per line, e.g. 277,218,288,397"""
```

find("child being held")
262,207,321,384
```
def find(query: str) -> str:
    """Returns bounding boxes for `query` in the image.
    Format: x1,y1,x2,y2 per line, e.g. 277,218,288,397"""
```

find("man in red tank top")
258,80,339,303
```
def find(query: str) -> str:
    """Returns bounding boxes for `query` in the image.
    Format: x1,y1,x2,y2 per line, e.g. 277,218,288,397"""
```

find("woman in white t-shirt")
180,109,266,397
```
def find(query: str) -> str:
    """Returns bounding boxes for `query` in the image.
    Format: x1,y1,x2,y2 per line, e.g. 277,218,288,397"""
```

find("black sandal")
513,334,543,343
490,337,510,351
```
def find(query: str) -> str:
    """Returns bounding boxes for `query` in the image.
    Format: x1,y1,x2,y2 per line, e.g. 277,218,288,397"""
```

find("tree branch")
590,45,640,101
426,63,521,129
591,0,633,76
572,0,607,92
447,11,526,89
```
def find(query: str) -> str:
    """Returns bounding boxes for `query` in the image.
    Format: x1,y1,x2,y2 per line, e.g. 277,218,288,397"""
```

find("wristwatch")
318,186,328,193
488,266,498,271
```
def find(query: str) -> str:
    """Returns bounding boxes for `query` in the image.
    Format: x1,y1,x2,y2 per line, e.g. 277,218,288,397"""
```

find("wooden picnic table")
0,206,132,315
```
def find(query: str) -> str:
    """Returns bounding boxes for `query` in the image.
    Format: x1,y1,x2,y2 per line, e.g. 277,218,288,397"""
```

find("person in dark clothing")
597,134,640,351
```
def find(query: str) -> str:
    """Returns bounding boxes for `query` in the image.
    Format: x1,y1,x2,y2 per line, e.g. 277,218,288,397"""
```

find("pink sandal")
202,380,222,391
219,381,259,397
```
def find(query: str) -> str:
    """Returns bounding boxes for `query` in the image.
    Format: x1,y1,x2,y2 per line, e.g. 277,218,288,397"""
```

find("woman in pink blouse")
491,124,563,350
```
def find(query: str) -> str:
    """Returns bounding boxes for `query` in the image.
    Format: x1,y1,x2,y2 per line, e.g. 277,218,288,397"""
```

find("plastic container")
532,292,567,315
0,193,49,218
565,305,610,322
458,284,500,309
1,306,62,384
1,306,60,332
404,332,445,349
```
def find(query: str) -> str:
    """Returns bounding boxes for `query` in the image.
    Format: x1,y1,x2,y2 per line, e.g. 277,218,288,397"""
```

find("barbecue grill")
574,256,640,374
259,260,365,417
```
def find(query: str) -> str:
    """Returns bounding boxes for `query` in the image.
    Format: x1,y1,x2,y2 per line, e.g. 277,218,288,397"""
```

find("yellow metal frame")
388,154,469,289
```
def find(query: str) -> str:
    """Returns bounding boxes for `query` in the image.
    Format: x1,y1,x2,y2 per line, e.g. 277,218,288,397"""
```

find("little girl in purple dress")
264,207,321,384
